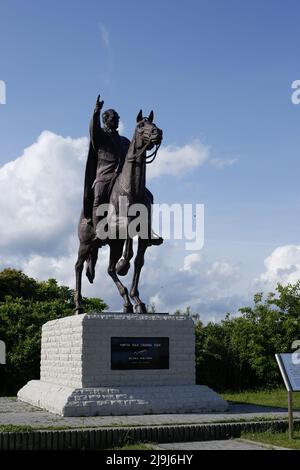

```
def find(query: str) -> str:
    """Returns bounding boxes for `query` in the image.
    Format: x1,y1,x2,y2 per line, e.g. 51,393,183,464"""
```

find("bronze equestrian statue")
74,96,163,314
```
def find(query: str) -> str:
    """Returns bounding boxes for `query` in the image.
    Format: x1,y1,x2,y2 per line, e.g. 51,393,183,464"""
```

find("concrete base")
18,381,228,416
18,313,228,416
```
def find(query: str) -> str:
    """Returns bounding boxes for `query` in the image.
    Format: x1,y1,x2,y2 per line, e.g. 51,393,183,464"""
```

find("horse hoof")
116,259,130,276
86,269,94,284
134,303,147,314
123,305,134,313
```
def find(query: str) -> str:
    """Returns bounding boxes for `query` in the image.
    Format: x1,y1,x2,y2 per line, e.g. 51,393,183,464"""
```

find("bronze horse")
74,110,163,314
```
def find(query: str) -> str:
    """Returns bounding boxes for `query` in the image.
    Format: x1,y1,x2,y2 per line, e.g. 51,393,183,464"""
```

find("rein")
118,124,161,195
145,143,161,164
129,129,161,164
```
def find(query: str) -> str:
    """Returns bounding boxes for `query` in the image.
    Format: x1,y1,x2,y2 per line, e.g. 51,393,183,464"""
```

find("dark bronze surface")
74,95,163,314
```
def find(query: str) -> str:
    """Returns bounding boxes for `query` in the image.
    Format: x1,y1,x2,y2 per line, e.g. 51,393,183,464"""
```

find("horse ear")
136,110,143,122
148,110,154,123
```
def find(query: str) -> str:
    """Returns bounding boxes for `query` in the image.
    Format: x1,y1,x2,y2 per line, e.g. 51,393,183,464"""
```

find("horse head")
134,110,163,154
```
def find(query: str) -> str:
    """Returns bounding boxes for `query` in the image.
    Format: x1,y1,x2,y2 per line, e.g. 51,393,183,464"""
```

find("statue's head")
102,109,120,131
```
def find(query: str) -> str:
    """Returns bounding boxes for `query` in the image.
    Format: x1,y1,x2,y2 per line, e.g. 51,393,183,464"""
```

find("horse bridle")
119,122,161,195
145,142,161,164
131,121,161,164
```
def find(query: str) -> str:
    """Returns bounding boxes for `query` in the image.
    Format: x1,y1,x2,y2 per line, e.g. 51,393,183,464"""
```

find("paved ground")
0,397,298,428
156,439,271,450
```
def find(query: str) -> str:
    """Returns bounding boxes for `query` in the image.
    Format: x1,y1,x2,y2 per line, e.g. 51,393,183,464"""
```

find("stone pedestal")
18,313,228,416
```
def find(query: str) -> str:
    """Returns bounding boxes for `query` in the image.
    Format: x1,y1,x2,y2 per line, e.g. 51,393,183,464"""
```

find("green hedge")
0,269,106,394
1,269,300,394
195,283,300,391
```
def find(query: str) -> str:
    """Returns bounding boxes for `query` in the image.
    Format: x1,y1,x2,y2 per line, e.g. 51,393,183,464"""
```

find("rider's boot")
146,230,164,246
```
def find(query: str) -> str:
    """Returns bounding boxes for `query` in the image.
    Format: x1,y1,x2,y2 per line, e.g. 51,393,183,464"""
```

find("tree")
0,269,107,394
195,283,300,391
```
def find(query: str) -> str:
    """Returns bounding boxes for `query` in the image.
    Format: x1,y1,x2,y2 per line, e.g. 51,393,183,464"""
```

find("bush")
1,269,300,394
195,282,300,391
0,269,107,394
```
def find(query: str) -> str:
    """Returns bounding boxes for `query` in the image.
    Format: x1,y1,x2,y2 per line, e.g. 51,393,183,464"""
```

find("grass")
222,388,300,411
0,424,74,432
242,429,300,450
0,426,156,450
108,443,156,450
0,424,36,433
0,417,293,433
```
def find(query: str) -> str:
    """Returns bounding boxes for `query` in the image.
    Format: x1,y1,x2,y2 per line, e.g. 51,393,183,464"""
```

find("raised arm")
89,94,104,151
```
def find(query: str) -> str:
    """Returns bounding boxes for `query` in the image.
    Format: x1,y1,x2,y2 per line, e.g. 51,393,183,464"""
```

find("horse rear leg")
74,242,90,314
107,241,133,313
86,246,98,283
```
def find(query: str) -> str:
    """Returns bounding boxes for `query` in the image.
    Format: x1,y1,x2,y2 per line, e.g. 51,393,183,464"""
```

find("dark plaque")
111,337,169,370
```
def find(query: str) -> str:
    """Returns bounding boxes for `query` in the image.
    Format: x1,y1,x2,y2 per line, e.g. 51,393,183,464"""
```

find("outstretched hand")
95,94,104,112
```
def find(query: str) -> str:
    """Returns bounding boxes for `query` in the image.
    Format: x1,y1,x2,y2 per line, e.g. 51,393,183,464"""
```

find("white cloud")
0,80,6,105
24,251,76,286
210,157,238,169
118,120,125,135
141,246,245,321
0,130,243,321
257,245,300,287
182,253,202,271
207,260,239,280
99,24,110,48
0,131,210,259
147,140,209,180
0,131,87,256
182,253,239,283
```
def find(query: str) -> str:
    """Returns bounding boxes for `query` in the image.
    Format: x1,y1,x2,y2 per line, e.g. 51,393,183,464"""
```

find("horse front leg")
116,237,134,276
107,241,134,313
130,238,148,314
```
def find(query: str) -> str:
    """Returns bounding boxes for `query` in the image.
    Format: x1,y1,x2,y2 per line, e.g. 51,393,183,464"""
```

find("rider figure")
83,95,162,246
88,96,129,237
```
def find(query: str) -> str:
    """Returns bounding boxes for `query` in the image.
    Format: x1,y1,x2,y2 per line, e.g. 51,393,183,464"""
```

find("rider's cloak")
83,141,97,221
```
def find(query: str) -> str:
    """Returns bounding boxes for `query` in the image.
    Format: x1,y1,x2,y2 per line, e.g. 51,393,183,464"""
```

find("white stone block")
18,313,228,416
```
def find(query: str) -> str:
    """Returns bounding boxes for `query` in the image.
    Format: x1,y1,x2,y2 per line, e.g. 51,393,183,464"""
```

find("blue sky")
1,0,300,319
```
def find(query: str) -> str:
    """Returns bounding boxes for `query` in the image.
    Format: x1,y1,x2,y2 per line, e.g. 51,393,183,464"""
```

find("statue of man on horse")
84,95,159,243
74,95,163,314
